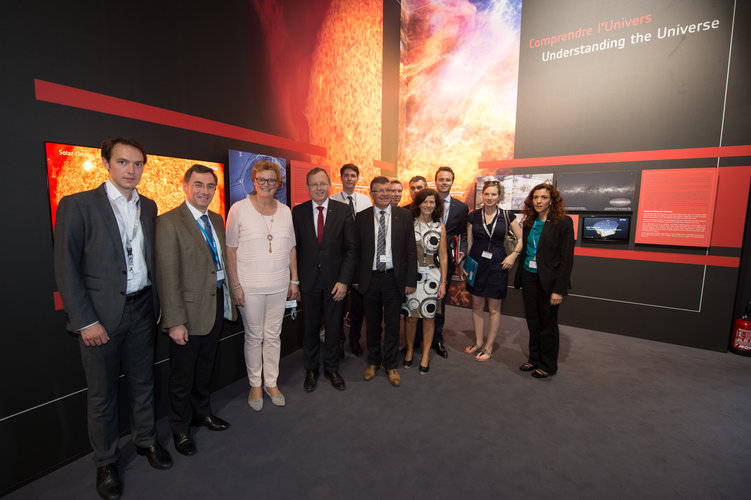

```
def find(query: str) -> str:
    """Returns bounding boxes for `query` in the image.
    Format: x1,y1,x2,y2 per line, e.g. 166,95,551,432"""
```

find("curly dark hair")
521,183,567,228
409,188,444,222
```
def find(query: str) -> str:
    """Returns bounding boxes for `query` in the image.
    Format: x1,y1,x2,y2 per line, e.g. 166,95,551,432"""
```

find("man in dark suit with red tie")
355,176,417,387
292,168,356,391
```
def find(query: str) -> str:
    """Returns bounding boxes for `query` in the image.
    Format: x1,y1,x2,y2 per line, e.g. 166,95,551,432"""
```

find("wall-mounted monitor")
581,216,631,242
228,150,287,207
46,142,225,231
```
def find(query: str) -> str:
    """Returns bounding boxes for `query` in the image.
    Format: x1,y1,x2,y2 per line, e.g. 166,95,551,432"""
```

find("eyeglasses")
256,178,278,186
371,189,392,195
308,183,330,189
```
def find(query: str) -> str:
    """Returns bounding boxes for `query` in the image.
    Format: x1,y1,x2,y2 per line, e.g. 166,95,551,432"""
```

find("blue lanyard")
530,218,544,257
196,218,221,269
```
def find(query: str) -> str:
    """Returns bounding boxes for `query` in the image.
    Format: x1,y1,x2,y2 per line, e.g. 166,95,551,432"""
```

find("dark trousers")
168,292,223,434
347,286,364,343
303,275,345,373
78,289,157,467
364,271,402,369
521,269,560,373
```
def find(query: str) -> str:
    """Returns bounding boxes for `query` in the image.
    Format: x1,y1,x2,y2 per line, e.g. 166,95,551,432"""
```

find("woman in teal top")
513,183,575,378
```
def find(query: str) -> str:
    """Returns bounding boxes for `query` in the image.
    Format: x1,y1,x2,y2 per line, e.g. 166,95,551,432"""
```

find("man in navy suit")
54,137,172,500
355,176,417,387
293,168,356,391
433,166,469,358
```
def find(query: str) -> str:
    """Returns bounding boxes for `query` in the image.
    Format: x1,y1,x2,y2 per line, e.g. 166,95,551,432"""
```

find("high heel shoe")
419,362,429,374
403,356,413,368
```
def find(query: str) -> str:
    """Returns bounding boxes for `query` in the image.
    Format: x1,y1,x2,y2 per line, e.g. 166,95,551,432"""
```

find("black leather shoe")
96,464,121,500
173,433,197,456
324,370,346,390
350,340,363,356
432,342,448,358
192,415,230,431
136,442,172,470
303,369,319,392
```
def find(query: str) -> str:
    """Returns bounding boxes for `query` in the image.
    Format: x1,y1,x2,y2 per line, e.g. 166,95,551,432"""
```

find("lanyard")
482,208,499,250
196,218,221,269
530,218,544,257
109,198,141,273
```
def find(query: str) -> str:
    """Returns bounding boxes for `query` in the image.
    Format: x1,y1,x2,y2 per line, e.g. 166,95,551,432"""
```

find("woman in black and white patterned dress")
402,188,448,374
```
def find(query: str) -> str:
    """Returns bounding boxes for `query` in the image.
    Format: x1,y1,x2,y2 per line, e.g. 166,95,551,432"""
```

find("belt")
373,269,394,274
125,286,151,302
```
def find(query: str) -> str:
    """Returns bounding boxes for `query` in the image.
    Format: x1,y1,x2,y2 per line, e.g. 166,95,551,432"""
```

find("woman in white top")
226,161,299,411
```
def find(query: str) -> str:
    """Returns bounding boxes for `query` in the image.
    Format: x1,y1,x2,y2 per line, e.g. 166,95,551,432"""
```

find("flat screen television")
581,216,631,242
46,142,225,231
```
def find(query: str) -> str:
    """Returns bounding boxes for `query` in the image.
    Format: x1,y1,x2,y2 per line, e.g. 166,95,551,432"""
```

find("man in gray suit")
54,137,171,500
156,164,236,456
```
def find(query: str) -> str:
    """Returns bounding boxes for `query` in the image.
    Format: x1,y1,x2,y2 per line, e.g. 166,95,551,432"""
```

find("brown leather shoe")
363,364,378,380
387,369,401,387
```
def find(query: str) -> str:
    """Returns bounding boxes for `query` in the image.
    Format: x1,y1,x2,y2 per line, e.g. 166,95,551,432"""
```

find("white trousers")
239,290,287,388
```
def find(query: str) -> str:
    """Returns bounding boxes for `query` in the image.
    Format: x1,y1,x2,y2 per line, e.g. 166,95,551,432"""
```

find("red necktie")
317,206,324,245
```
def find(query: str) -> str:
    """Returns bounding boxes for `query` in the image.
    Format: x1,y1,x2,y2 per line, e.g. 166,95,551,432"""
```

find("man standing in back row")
155,164,236,458
433,166,468,357
293,168,355,392
331,163,371,356
54,137,172,500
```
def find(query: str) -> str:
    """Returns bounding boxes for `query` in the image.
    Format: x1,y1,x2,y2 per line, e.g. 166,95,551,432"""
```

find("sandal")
464,344,482,355
474,349,492,362
532,368,552,378
519,362,535,372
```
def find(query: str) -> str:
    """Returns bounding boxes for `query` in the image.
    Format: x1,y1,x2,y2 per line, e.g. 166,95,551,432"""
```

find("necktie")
200,214,223,288
347,195,355,219
377,210,386,272
316,206,324,245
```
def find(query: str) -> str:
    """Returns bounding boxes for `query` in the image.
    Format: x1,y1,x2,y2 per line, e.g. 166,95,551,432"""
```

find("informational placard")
475,173,553,210
290,160,328,207
635,168,718,247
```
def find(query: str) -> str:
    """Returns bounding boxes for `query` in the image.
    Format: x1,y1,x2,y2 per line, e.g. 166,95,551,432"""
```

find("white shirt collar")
105,179,139,204
186,201,209,220
313,197,330,211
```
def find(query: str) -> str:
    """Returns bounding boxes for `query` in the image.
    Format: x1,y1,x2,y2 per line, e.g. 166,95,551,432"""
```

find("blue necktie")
201,214,223,289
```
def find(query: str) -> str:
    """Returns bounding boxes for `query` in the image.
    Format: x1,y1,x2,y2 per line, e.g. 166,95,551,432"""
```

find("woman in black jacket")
514,183,575,379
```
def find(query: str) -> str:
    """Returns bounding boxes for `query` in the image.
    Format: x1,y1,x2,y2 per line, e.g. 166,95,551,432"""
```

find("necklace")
251,195,276,253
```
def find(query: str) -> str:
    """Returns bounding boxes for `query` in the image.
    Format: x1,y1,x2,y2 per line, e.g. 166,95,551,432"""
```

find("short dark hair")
340,163,360,177
390,179,403,186
409,175,427,185
100,137,147,164
184,164,218,184
410,188,444,221
435,166,455,181
306,167,331,184
370,176,391,191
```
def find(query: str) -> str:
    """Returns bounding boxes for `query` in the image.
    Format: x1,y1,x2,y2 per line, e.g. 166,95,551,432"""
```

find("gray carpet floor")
8,306,751,499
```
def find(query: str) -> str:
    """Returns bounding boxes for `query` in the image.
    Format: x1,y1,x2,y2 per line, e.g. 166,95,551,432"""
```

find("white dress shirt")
311,197,330,235
331,190,372,216
105,179,149,294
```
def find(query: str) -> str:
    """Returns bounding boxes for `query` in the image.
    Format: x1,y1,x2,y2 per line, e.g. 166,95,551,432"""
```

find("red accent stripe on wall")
575,247,739,267
479,145,751,169
34,79,327,157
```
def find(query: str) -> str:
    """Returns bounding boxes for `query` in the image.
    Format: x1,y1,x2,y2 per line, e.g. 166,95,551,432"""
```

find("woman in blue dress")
460,181,522,361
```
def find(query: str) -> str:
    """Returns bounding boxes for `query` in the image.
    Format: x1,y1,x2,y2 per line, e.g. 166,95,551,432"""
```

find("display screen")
228,150,287,207
582,216,631,241
46,142,225,231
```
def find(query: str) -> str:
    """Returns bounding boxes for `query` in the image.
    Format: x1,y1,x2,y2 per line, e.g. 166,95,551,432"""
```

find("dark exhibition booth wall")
1,0,749,494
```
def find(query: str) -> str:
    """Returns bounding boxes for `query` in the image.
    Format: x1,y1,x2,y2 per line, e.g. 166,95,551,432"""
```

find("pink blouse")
226,197,296,294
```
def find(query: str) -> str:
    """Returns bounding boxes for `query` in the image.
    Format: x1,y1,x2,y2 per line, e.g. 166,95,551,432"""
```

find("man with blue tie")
155,164,236,457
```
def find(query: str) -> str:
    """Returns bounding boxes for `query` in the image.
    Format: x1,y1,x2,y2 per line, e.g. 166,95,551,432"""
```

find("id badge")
529,259,537,269
418,266,430,273
216,269,226,281
481,251,493,260
379,255,388,263
285,299,297,309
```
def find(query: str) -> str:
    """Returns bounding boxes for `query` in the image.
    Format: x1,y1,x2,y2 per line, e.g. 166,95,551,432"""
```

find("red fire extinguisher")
731,301,751,355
